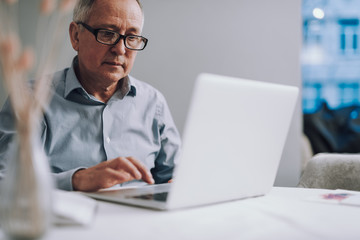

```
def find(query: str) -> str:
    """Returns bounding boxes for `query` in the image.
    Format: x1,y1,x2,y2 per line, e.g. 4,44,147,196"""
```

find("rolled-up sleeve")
52,167,85,191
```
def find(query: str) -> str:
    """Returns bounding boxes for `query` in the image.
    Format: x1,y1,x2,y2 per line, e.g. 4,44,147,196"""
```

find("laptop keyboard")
128,192,169,202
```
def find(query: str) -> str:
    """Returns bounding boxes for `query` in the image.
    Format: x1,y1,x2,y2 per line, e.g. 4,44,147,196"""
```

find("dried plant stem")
1,0,75,124
33,11,73,120
0,2,76,239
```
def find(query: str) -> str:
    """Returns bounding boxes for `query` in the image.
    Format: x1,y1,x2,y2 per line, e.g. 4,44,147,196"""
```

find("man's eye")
127,36,137,42
99,30,116,40
103,31,115,37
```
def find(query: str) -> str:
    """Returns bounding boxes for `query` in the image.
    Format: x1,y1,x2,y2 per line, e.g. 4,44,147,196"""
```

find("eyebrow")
95,24,140,34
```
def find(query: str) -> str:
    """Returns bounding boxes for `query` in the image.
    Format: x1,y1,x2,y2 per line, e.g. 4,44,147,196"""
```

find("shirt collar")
64,57,137,100
116,75,137,98
64,57,83,98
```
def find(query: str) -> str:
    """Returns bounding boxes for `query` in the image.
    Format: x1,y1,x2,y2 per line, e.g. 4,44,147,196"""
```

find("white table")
2,187,360,240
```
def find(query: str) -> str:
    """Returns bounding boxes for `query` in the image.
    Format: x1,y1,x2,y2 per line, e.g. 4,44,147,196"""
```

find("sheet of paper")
306,189,360,207
53,190,98,226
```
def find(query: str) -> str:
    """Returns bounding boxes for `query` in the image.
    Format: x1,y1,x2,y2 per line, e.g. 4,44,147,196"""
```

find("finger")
72,167,134,192
103,168,135,186
108,157,142,180
126,157,155,184
90,168,135,191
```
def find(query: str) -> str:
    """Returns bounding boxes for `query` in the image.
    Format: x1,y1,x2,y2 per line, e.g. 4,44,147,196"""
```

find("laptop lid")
85,73,299,210
166,73,298,209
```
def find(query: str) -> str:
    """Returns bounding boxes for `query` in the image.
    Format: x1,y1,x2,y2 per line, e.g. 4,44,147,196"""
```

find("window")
302,0,360,113
339,19,359,54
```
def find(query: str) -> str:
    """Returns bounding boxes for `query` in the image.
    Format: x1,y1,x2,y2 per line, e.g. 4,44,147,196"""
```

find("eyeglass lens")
97,29,146,50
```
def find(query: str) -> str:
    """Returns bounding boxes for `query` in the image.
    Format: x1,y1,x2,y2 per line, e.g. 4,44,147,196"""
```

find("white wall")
132,0,302,186
1,0,302,186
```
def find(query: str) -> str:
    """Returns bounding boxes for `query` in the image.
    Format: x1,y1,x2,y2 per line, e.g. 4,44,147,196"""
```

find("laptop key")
128,192,168,202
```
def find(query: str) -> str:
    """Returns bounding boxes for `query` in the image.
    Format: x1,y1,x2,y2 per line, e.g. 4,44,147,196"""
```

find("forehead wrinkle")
94,17,142,34
95,23,141,35
88,2,143,33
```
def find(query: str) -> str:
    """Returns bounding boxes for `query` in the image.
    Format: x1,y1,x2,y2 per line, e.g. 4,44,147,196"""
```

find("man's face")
73,0,143,86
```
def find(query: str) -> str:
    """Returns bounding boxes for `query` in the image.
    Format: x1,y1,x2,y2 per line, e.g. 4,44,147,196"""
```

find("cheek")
81,47,106,67
125,52,137,72
78,38,107,63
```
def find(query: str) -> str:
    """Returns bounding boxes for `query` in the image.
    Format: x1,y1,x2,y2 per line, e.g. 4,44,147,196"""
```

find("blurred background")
0,0,302,186
302,0,360,113
302,0,360,157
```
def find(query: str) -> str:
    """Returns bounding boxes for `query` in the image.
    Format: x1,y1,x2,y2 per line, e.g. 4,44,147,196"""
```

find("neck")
81,81,118,103
74,64,118,103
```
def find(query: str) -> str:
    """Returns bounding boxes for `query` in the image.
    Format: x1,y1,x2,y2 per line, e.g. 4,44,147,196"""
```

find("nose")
110,38,126,55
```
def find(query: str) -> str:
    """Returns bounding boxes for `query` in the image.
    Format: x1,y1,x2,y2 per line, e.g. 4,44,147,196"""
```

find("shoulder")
28,68,69,91
22,68,69,101
46,68,70,96
51,68,70,88
129,76,170,119
129,75,167,103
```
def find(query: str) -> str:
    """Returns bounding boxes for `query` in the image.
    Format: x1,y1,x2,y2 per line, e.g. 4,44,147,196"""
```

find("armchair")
298,153,360,191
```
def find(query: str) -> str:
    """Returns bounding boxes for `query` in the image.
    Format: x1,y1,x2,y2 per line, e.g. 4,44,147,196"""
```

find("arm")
0,100,80,191
151,96,182,183
52,168,85,191
44,124,154,191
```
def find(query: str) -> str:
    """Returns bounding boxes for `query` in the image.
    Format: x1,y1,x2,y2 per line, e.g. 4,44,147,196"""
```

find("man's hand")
72,157,154,192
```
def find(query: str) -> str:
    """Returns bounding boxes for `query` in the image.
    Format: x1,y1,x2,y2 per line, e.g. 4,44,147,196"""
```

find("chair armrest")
298,153,360,191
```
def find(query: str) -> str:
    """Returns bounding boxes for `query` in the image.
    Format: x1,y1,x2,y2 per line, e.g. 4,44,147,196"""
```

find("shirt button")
106,137,111,144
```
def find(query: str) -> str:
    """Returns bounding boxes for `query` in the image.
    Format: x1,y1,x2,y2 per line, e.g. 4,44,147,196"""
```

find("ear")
69,22,80,51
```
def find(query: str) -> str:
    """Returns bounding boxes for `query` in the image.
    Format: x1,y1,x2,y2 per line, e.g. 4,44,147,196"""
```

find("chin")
104,72,126,82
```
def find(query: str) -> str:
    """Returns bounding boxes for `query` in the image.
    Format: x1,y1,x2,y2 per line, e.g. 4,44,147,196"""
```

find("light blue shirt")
0,58,181,191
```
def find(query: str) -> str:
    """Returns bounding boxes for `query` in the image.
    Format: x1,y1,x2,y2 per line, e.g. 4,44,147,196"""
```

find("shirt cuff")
52,167,86,191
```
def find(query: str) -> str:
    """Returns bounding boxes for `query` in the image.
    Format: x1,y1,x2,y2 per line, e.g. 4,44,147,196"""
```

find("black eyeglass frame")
76,22,148,51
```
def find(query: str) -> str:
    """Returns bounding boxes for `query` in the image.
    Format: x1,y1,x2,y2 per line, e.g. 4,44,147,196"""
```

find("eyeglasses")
77,22,148,51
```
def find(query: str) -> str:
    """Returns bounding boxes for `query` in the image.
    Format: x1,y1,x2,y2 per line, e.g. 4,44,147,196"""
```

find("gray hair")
73,0,143,24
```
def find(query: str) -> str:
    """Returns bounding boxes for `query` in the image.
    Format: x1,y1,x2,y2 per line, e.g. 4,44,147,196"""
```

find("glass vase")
0,123,53,240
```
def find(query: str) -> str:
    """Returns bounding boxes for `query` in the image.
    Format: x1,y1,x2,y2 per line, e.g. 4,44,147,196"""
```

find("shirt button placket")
102,105,114,159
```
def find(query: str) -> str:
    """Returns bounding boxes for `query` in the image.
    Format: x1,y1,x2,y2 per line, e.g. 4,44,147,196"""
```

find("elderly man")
0,0,181,192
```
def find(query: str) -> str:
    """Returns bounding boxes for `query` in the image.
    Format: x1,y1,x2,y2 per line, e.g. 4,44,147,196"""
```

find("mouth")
103,61,123,66
103,61,124,67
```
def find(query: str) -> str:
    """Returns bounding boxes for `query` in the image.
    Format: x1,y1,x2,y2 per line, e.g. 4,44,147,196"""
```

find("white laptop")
84,73,299,210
